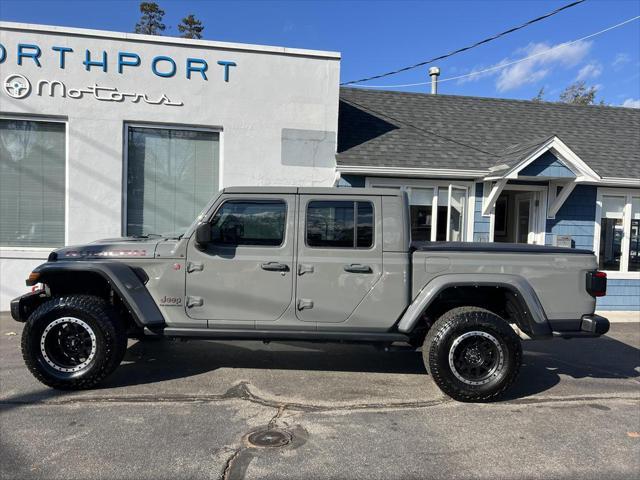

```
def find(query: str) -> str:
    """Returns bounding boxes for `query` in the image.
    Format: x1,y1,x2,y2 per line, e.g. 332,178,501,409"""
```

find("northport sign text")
0,42,237,82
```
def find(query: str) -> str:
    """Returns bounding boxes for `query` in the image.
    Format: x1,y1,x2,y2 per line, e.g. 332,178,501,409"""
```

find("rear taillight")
586,270,607,297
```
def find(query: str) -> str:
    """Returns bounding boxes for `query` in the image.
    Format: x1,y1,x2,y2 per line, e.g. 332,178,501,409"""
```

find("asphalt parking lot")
1,312,639,480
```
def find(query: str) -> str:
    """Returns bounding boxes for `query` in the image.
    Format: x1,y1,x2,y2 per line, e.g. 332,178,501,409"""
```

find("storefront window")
630,197,640,272
409,188,434,242
126,126,219,237
370,181,469,242
436,188,448,241
0,119,65,247
597,191,640,273
599,196,625,271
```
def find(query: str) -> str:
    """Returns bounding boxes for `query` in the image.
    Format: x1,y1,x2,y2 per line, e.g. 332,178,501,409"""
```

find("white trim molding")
338,165,488,179
599,177,640,187
498,136,600,182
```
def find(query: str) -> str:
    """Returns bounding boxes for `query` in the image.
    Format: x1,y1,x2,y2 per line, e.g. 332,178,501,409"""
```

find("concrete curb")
596,311,640,323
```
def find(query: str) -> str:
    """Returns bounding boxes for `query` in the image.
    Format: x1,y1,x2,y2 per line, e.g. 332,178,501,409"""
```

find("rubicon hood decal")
53,238,163,260
63,248,149,258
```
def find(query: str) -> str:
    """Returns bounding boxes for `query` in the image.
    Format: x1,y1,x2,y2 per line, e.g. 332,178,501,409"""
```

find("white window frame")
0,114,69,251
365,177,475,242
122,122,223,236
594,188,640,279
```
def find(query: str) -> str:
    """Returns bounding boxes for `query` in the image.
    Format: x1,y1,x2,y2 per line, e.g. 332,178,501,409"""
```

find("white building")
0,22,341,309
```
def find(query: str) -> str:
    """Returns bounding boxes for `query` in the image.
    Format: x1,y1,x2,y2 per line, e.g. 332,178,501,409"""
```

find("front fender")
397,273,552,337
26,261,165,328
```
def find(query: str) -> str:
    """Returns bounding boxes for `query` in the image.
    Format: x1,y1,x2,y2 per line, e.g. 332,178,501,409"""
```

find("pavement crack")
505,394,640,406
268,404,286,428
220,447,242,480
2,382,636,413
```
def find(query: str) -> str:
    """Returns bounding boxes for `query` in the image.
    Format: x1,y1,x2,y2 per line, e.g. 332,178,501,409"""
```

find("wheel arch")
397,274,552,338
26,261,165,329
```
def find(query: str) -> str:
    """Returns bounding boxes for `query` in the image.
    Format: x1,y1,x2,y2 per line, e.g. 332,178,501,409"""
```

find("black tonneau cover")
411,241,593,255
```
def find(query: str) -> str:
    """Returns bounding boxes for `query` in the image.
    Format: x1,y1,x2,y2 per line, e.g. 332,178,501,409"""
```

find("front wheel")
21,295,128,390
423,306,522,402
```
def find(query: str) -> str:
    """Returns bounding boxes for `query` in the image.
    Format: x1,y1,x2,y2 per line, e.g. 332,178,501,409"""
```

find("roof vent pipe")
429,66,440,95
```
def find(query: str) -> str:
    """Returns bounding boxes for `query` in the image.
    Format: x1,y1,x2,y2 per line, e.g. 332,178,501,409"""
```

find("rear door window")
306,200,374,248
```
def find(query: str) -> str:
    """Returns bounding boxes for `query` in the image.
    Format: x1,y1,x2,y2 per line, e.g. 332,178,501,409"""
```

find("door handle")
186,262,203,273
260,262,289,272
298,263,314,275
343,263,372,273
297,299,314,310
186,296,203,308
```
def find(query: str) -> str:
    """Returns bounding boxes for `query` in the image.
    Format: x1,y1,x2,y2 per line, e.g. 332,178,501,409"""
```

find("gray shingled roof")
491,135,556,172
337,88,640,179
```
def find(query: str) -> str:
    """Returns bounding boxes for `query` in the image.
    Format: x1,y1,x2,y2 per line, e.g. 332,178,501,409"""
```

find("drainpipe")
429,66,440,94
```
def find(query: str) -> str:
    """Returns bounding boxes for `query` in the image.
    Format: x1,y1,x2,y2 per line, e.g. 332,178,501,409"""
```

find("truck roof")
222,186,404,196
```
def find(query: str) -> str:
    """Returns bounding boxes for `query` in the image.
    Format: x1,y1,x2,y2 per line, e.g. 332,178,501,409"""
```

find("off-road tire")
423,306,522,402
21,295,128,390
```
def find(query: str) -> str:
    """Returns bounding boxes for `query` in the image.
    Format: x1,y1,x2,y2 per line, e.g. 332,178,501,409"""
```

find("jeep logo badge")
159,295,182,306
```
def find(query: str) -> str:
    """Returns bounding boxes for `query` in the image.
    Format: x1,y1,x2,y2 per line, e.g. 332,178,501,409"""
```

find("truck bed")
410,242,598,321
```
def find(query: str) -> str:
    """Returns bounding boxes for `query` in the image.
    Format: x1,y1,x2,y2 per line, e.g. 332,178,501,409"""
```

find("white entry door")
514,193,536,244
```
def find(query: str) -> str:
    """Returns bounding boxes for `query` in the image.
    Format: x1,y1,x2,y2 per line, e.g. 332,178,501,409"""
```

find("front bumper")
10,290,47,322
552,314,610,339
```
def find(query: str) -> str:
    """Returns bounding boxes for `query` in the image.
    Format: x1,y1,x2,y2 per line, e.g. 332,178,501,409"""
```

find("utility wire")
347,15,640,89
341,0,586,86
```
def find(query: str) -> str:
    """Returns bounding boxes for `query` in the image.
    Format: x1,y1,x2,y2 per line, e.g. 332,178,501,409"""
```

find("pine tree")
178,14,204,39
531,87,545,102
135,2,166,36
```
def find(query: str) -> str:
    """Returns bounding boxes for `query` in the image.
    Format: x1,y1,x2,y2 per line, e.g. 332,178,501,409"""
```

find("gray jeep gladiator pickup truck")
11,187,610,401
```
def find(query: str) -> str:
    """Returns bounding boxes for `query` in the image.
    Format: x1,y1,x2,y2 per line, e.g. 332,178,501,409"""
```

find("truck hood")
51,236,176,260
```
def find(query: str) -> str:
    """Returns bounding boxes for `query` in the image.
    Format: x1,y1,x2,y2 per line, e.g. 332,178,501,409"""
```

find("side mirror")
195,223,211,246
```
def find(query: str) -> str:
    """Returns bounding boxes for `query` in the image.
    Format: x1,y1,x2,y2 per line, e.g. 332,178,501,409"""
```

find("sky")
0,0,639,106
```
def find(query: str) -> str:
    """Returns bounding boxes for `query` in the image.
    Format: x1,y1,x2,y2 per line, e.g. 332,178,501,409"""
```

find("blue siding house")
336,88,640,312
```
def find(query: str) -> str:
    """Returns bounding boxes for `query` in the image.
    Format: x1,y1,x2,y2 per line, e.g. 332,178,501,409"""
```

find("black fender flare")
397,274,552,338
27,261,165,328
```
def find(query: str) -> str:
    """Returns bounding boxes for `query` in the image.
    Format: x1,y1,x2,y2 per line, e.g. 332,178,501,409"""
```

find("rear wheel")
21,295,127,390
423,306,522,402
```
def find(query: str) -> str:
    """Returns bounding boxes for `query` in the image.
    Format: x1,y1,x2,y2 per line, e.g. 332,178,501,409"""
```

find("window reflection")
307,200,373,248
599,218,623,271
210,201,286,247
630,197,640,272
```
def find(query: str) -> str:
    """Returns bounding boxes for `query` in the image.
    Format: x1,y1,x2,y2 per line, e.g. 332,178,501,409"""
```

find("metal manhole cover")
247,429,291,448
